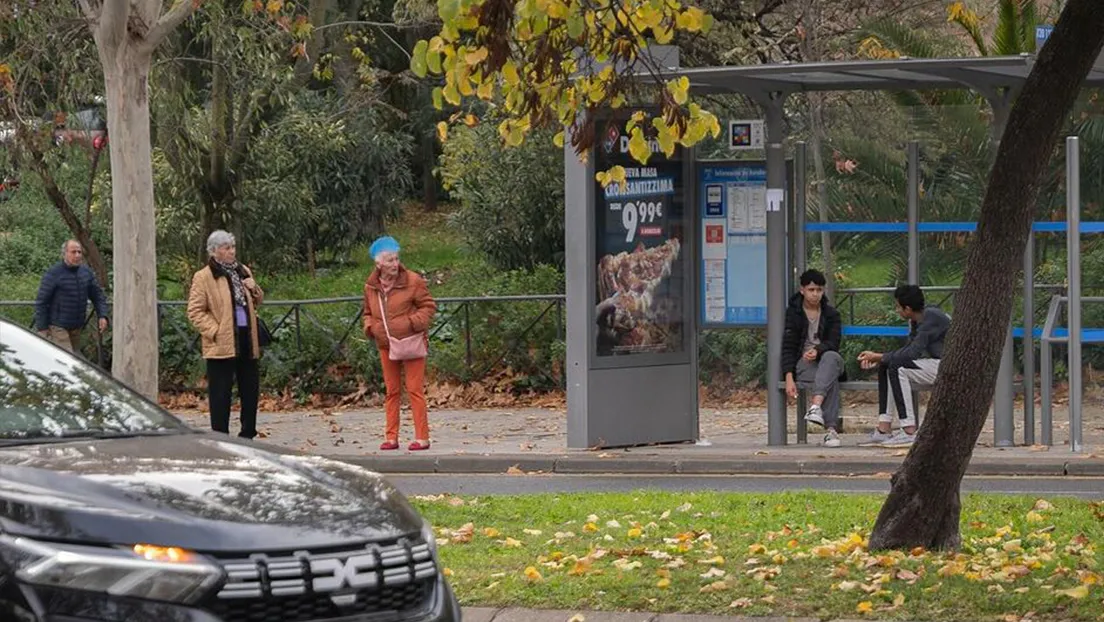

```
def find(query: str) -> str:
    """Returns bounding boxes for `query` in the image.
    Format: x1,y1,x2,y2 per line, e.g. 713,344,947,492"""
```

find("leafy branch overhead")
409,0,722,167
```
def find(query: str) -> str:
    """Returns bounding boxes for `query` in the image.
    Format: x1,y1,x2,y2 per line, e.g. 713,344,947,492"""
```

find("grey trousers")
795,350,844,431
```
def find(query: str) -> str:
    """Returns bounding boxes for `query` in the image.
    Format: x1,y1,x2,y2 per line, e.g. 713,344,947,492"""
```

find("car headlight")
0,535,222,604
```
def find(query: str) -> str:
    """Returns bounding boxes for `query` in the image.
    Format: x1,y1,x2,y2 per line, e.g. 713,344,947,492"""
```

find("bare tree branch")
146,0,202,49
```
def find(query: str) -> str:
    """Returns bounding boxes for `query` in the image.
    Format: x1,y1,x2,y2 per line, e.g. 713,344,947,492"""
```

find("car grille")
203,538,437,622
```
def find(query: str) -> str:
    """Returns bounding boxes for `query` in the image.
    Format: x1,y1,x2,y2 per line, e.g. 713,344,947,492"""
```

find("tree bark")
868,0,1104,552
83,0,202,399
101,50,160,399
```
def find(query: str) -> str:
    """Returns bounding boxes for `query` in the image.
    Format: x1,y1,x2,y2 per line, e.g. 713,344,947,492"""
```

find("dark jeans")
206,329,259,439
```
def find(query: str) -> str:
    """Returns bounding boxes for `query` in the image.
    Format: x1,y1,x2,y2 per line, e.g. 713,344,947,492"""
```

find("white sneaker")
880,430,916,447
804,404,825,428
859,428,895,446
822,429,841,448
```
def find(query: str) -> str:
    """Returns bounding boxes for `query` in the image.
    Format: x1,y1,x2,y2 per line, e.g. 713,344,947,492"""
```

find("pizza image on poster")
596,237,681,355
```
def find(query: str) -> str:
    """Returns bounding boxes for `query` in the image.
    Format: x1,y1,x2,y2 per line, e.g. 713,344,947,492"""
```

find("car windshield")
0,321,190,441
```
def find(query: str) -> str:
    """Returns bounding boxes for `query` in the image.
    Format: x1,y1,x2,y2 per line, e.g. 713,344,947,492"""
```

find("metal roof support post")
907,141,920,285
1067,136,1083,453
987,88,1017,447
1023,229,1036,445
760,92,790,446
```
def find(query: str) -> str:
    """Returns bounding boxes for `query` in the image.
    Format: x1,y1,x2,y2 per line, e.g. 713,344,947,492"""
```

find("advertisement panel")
593,116,687,358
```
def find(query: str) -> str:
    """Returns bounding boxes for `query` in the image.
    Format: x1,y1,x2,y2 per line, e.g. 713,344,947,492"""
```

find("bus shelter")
564,52,1104,451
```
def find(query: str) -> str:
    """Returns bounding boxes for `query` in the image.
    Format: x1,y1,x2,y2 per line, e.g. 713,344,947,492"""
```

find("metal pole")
994,328,1015,447
907,141,920,285
764,94,788,446
795,141,807,288
1023,230,1035,445
1040,294,1062,446
1067,136,1083,453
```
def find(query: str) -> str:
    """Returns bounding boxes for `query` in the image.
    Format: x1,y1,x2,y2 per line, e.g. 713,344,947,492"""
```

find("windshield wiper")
0,428,188,445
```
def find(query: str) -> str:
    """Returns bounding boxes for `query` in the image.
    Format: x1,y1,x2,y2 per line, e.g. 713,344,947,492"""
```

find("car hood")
0,434,425,552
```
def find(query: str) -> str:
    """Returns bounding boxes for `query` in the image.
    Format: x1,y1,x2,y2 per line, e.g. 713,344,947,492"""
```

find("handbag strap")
377,291,394,340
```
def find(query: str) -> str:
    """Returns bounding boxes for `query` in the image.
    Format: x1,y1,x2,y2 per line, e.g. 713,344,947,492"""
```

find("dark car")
0,319,461,622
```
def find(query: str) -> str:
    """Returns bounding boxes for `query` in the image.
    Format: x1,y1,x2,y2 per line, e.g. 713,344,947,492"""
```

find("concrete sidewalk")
171,402,1104,477
463,606,932,622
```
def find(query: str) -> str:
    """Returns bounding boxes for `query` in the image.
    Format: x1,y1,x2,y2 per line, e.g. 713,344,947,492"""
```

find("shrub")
438,123,565,271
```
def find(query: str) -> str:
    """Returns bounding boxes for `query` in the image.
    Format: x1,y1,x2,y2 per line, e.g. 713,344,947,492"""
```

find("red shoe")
379,440,399,450
407,440,431,451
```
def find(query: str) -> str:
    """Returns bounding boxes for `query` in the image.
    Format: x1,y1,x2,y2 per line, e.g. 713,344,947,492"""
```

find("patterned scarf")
215,260,247,308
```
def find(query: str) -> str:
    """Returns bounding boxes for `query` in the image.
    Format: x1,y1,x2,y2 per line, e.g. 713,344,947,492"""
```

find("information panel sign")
698,162,771,326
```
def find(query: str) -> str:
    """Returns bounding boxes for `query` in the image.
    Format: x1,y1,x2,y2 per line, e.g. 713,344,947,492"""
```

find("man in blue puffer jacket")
33,240,110,353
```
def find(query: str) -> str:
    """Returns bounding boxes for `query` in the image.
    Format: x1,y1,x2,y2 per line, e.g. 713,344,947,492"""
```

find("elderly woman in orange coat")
362,236,437,451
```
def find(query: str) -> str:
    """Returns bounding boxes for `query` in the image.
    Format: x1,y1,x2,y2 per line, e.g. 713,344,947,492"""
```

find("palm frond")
992,0,1024,55
854,17,958,60
1019,0,1039,53
946,1,989,56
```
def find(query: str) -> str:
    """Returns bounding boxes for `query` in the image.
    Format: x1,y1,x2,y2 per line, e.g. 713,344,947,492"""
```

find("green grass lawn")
413,491,1103,621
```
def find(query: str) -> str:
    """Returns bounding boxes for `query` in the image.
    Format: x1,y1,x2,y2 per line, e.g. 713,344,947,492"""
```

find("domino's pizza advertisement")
593,117,686,358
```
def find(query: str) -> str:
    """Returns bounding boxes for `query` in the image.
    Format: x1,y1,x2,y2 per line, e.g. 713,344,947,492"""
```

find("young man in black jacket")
782,269,845,447
858,284,951,447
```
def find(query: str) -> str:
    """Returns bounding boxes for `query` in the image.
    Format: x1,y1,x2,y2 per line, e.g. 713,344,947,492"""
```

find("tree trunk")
807,95,834,299
422,131,437,211
101,50,160,400
868,0,1104,551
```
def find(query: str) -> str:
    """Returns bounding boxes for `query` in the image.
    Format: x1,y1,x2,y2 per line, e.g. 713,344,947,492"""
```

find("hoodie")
881,306,952,368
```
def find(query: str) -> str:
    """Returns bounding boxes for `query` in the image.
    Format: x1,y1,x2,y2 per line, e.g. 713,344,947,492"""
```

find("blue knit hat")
369,236,401,260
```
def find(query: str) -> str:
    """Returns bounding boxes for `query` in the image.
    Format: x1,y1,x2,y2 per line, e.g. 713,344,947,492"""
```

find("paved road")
387,473,1104,498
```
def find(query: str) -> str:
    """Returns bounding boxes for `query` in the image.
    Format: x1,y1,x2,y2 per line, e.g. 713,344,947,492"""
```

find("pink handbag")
378,292,428,361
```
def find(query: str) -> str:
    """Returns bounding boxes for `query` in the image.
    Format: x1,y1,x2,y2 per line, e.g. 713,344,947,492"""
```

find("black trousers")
877,360,919,423
206,329,259,439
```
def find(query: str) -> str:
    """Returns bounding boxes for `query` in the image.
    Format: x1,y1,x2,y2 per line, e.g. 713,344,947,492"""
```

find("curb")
331,453,1101,477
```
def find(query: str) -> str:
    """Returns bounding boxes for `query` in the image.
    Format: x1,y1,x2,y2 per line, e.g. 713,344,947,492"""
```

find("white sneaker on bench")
804,404,825,428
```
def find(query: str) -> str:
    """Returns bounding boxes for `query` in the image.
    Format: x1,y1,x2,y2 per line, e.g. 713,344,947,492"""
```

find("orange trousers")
379,351,429,442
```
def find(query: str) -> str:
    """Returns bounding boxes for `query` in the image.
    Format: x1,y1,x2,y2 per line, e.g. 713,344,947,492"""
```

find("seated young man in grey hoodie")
857,284,951,448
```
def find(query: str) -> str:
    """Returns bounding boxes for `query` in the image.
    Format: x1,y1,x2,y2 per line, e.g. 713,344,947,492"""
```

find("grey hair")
206,230,235,256
61,240,82,257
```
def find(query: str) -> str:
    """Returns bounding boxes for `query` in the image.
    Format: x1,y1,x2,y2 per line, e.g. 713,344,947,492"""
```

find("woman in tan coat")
187,230,265,439
363,236,437,451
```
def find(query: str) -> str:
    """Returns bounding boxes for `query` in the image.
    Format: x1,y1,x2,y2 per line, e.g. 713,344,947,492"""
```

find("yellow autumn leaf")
483,527,500,537
666,76,690,105
436,121,448,143
443,567,454,576
583,522,599,532
627,527,643,538
499,537,524,547
627,127,651,164
523,566,543,582
463,113,478,127
1055,584,1089,599
698,555,725,565
1026,511,1045,522
892,593,905,607
553,131,565,148
442,82,461,105
656,577,671,588
856,601,874,614
464,47,489,65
